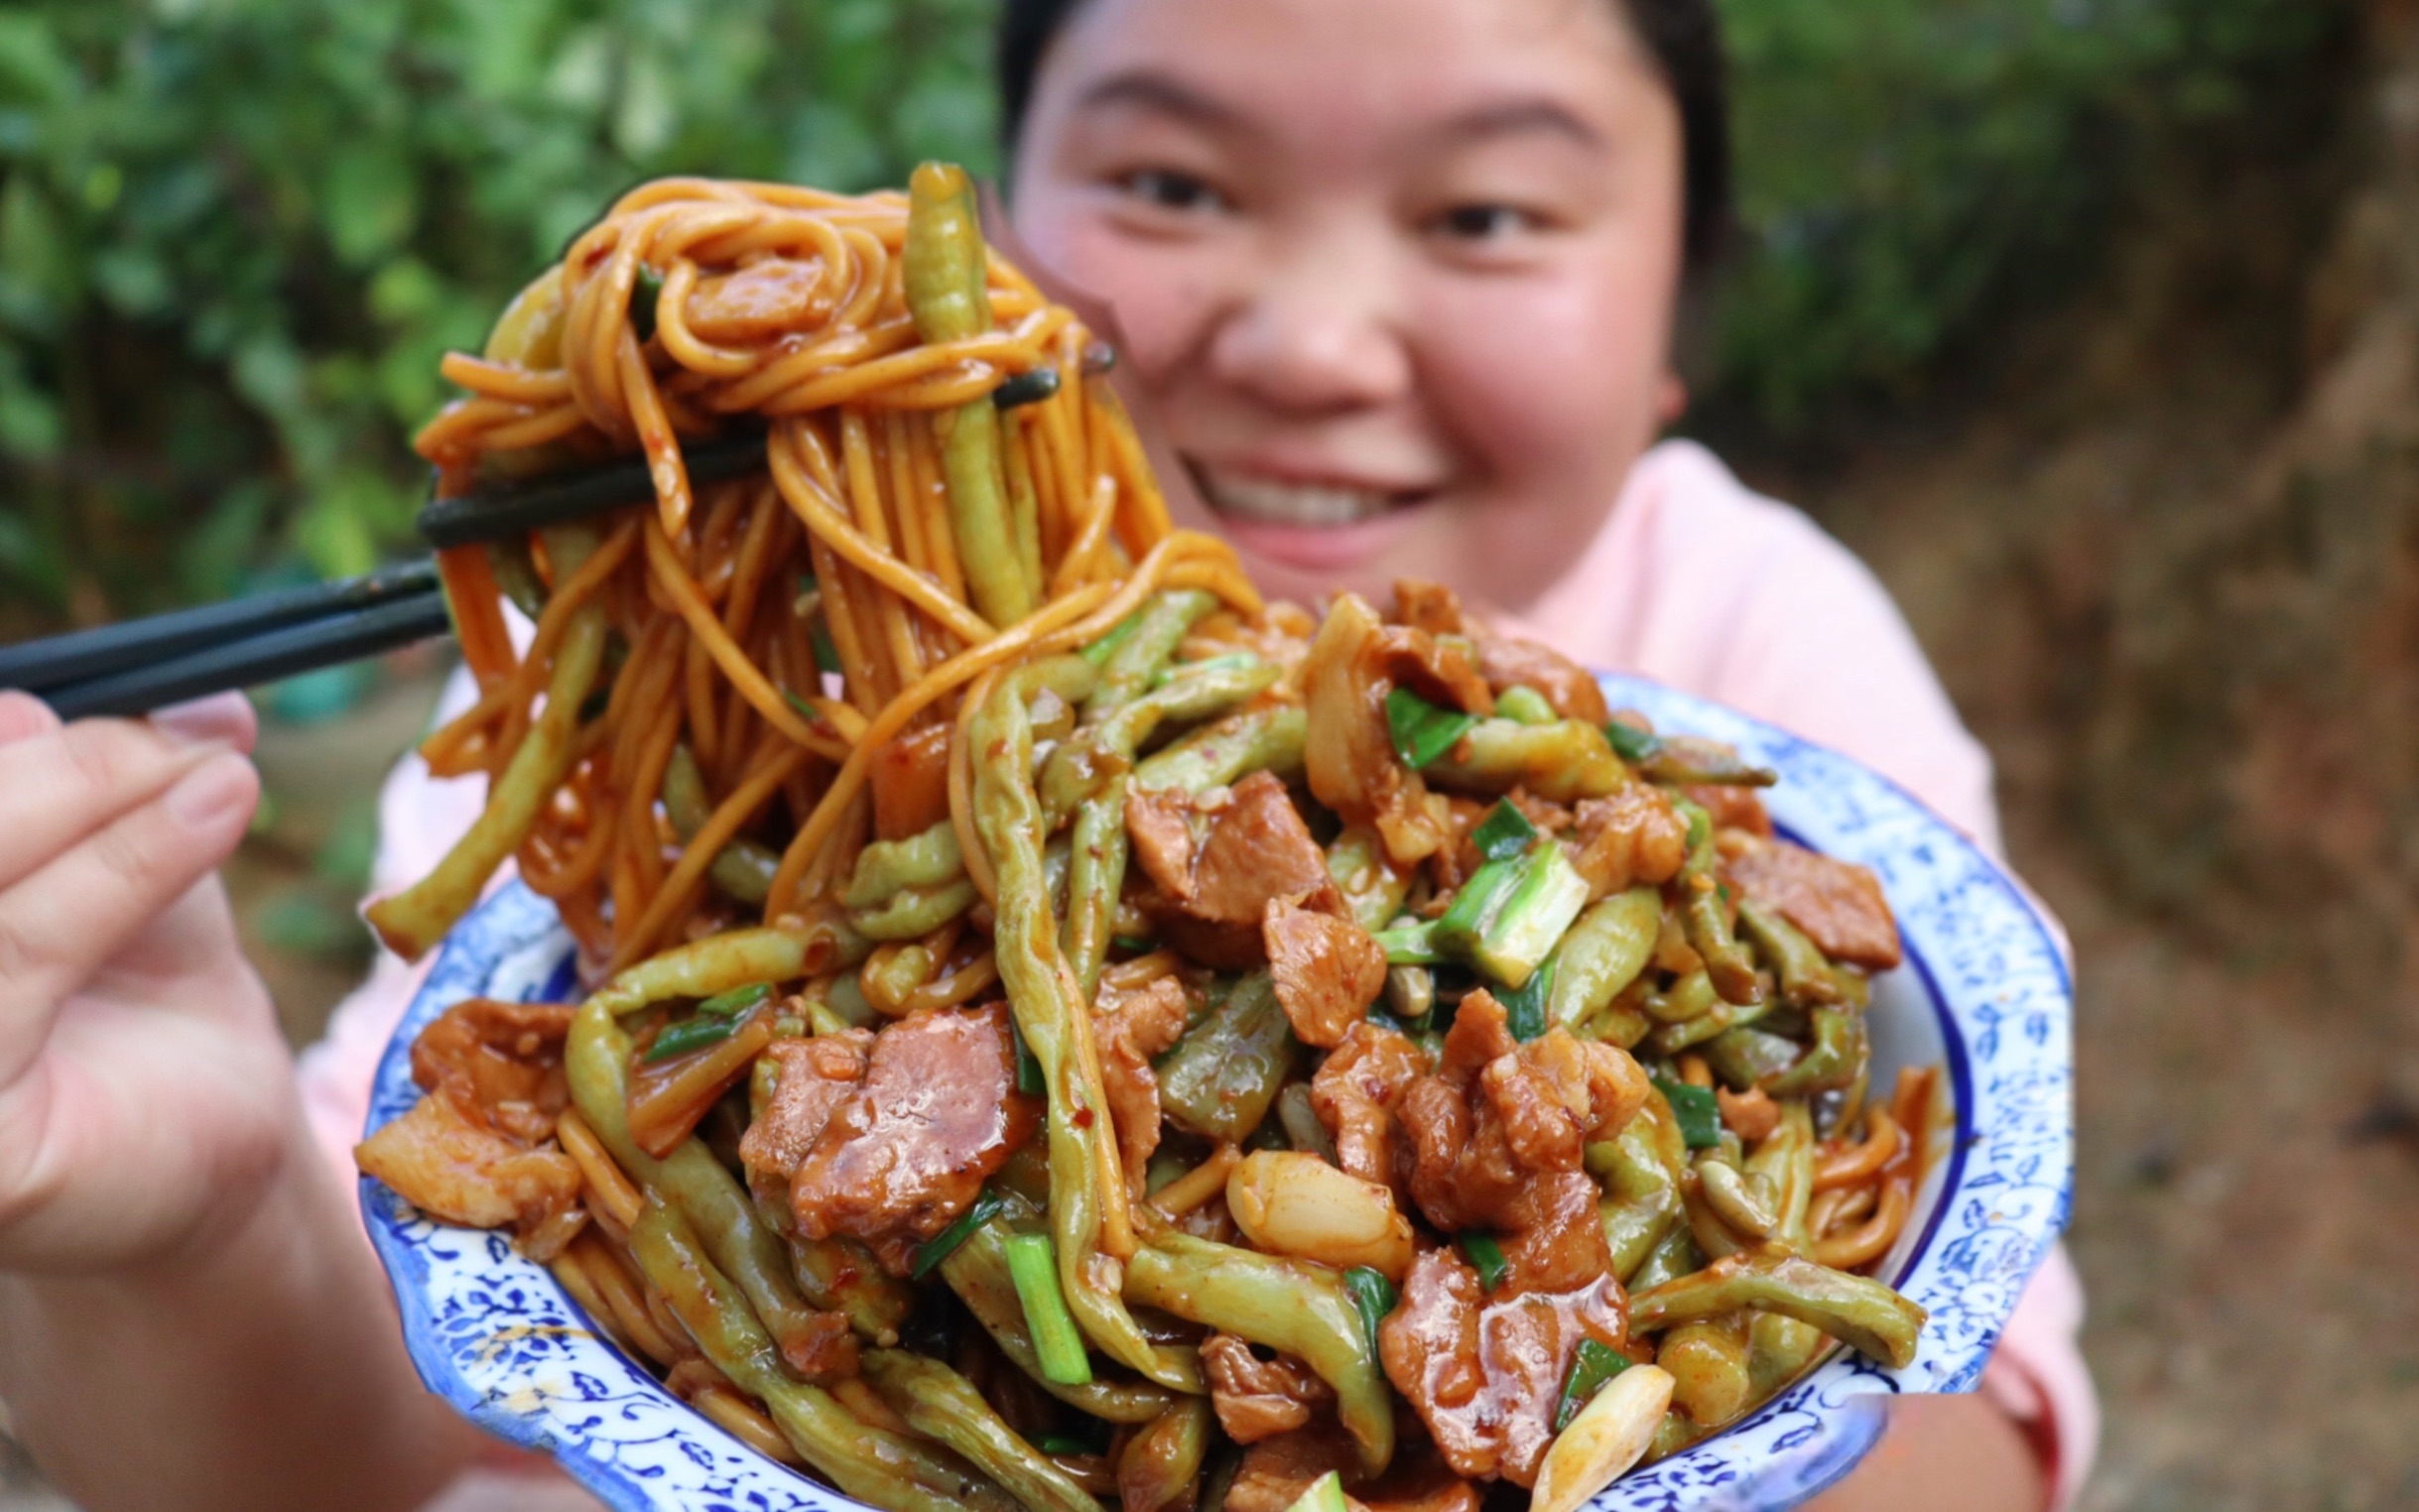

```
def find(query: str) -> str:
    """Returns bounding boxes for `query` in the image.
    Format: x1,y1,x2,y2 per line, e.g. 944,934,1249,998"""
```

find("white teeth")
1206,474,1393,527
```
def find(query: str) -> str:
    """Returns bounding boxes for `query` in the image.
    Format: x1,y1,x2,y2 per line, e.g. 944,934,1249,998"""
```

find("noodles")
357,165,1946,1510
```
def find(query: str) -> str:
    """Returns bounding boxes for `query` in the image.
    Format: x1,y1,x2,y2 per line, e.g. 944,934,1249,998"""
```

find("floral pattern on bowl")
361,672,2075,1512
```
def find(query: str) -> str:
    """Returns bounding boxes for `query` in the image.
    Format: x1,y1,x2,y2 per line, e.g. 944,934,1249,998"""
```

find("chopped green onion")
1342,1266,1397,1357
993,365,1063,410
1385,686,1477,771
1458,1231,1509,1291
1653,1075,1722,1149
1110,934,1159,954
911,1189,1009,1279
1471,799,1538,862
1554,1338,1635,1431
781,688,820,722
1079,612,1142,667
1604,720,1662,764
1494,685,1559,726
1371,919,1447,965
697,981,773,1018
1434,844,1589,989
1282,1470,1350,1512
1005,1233,1093,1384
812,620,843,675
642,1013,737,1064
1682,802,1711,851
1011,1020,1046,1097
630,265,664,341
1032,1433,1095,1456
1497,953,1556,1041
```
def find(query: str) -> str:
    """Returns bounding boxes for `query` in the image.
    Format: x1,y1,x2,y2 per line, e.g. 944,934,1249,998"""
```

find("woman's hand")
0,689,291,1271
0,689,481,1510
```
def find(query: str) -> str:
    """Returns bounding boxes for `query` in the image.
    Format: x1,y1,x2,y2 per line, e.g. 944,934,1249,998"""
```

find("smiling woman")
1000,0,1722,615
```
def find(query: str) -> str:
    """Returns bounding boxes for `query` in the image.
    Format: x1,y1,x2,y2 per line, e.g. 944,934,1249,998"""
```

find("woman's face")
1010,0,1688,613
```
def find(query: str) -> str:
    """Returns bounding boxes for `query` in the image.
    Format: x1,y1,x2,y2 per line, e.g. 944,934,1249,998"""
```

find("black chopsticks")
1,424,782,718
9,564,454,720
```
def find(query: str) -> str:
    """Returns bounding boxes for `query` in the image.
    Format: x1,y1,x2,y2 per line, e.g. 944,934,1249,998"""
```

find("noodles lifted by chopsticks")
371,166,1257,970
356,165,1944,1512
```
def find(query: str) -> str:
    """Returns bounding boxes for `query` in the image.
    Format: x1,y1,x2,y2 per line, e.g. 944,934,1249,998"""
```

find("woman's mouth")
1192,466,1436,573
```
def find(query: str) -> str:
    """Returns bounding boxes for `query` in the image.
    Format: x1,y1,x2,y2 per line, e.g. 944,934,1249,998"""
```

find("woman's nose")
1203,236,1413,414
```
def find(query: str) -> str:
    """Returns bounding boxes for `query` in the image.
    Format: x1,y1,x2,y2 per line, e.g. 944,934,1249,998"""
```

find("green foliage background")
0,0,2341,627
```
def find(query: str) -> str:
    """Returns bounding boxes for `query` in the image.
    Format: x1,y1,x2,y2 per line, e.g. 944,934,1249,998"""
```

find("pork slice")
1719,832,1902,969
1264,897,1388,1049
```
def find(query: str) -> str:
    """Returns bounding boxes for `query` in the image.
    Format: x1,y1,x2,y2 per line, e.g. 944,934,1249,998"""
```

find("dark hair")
995,0,1734,273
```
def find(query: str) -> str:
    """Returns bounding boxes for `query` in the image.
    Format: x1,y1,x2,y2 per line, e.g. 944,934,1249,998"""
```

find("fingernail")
150,691,255,749
0,691,62,744
167,752,256,829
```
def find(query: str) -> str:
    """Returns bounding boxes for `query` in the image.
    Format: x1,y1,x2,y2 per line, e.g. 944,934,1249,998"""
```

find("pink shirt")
306,439,2092,1510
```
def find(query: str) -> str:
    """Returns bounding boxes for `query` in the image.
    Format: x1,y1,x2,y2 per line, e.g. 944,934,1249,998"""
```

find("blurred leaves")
0,0,997,627
1717,0,2343,425
0,0,2346,625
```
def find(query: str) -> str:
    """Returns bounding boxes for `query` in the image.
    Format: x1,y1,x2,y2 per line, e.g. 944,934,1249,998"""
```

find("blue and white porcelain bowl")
362,673,2076,1512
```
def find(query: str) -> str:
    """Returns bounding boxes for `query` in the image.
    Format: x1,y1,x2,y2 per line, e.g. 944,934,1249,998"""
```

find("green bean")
1328,824,1413,932
1628,1222,1703,1293
1155,973,1298,1143
1671,800,1762,1007
1645,991,1774,1056
485,534,549,620
1117,1398,1213,1512
1085,588,1218,718
1628,1253,1926,1369
1642,1411,1707,1465
850,878,980,941
907,162,1031,626
661,743,782,905
1125,1232,1395,1477
1745,1309,1833,1399
1642,969,1719,1026
1588,1123,1681,1283
629,1201,1014,1512
1059,645,1278,992
1579,1003,1651,1050
1658,1311,1752,1427
936,1194,1181,1423
1423,717,1624,803
1548,887,1661,1032
862,1349,1106,1512
589,927,811,1017
569,1001,849,1358
1634,736,1777,789
1764,1007,1867,1097
369,550,606,958
1702,1024,1801,1089
1736,898,1843,1008
972,659,1201,1393
782,1224,914,1344
842,821,967,905
1131,705,1307,793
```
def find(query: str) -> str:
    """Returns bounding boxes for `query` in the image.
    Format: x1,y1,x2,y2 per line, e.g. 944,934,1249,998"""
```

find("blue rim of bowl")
361,670,2075,1512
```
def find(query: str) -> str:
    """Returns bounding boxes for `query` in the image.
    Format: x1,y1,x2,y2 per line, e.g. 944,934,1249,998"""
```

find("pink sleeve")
1982,1246,2100,1512
1516,441,2001,851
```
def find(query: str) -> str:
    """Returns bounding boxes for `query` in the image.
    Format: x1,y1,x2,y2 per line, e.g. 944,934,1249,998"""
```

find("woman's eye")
1119,169,1228,214
1432,203,1538,242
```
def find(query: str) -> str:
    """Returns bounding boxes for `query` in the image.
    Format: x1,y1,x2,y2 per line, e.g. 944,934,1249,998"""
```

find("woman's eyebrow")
1430,99,1605,151
1073,70,1252,136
